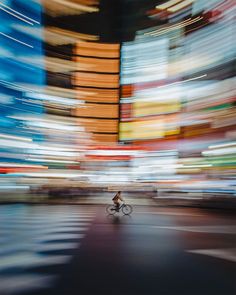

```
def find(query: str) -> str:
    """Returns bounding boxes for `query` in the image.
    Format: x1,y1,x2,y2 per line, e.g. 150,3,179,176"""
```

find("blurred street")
1,0,236,294
0,204,235,295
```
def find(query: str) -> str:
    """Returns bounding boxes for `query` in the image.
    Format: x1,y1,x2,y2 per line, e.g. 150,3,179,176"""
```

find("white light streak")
168,0,195,13
209,142,236,149
9,172,89,178
0,163,46,168
0,133,32,142
27,158,77,164
146,16,202,37
157,74,207,89
0,2,40,24
0,32,33,48
49,0,99,13
27,121,84,131
0,6,34,25
202,147,236,156
25,92,84,106
156,0,182,10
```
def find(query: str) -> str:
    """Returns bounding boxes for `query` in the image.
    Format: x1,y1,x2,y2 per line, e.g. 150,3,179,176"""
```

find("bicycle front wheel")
122,204,133,215
106,205,116,215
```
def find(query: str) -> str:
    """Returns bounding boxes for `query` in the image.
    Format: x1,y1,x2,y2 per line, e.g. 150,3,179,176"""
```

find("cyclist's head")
118,191,121,194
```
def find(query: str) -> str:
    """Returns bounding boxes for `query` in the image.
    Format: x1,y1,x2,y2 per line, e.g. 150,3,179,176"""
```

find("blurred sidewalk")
0,192,236,210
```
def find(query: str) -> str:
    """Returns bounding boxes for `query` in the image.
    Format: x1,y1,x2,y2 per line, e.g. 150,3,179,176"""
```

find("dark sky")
45,0,167,42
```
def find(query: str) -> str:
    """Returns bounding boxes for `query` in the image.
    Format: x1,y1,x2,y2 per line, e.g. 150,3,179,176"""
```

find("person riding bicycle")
112,191,124,211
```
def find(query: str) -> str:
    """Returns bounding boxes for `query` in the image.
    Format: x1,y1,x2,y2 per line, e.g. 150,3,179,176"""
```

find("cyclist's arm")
119,195,125,203
112,193,118,201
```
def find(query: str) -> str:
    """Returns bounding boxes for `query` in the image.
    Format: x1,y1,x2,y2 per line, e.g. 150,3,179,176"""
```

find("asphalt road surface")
0,204,235,295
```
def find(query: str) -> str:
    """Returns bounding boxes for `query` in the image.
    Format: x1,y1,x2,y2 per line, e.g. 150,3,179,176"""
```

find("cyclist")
112,191,124,211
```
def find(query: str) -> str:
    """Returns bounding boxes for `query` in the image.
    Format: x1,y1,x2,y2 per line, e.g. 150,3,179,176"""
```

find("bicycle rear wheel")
106,205,116,215
122,204,132,215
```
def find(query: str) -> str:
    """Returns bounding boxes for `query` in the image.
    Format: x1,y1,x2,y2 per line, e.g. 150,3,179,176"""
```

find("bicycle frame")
107,203,132,215
112,203,125,211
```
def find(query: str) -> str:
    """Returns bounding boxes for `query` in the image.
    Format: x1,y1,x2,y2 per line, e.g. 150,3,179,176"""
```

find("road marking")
151,225,236,234
0,223,89,229
3,217,94,222
187,248,236,263
0,207,95,294
36,242,79,252
34,233,85,242
0,274,56,294
0,253,71,270
0,242,79,255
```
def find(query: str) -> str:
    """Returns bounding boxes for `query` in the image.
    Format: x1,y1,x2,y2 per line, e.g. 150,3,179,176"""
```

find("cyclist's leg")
115,201,119,211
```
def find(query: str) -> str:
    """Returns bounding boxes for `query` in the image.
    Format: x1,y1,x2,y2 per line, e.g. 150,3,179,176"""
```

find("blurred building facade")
119,0,236,197
0,0,235,200
72,41,120,143
0,0,45,168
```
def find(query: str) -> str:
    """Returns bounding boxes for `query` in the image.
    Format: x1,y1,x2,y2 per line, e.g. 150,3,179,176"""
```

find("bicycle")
106,203,133,215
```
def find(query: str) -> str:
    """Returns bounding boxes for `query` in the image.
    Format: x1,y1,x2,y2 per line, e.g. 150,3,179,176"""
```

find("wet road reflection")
0,204,235,295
